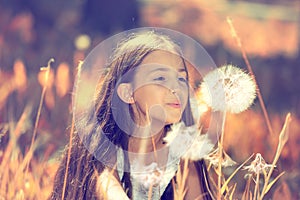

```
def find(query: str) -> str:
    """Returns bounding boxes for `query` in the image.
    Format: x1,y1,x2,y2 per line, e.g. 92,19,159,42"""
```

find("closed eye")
178,77,187,83
153,76,166,81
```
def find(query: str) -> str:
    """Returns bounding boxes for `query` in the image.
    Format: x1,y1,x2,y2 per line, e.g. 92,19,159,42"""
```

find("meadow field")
1,0,299,199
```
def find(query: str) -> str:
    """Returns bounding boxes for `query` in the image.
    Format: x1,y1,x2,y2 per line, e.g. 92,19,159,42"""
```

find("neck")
128,125,166,154
127,123,170,168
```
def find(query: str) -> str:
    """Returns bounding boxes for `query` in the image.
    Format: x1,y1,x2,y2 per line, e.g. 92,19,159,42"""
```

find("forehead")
138,50,185,73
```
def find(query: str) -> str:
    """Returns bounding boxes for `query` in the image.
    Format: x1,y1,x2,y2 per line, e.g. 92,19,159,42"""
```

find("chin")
165,116,181,125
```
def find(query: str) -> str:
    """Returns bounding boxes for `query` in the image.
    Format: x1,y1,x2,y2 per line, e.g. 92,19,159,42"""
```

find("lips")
166,102,181,108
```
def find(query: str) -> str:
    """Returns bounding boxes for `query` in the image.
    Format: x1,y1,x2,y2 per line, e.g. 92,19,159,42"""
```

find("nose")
165,70,187,94
168,80,181,95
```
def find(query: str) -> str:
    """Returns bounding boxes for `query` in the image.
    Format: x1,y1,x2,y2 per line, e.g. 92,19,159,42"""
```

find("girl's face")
131,50,189,125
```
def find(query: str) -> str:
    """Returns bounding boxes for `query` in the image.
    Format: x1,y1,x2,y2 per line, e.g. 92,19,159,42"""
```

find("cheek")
179,86,189,107
133,86,165,105
183,90,189,105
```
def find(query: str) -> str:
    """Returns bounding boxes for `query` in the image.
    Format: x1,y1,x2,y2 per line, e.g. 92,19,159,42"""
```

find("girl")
50,30,213,200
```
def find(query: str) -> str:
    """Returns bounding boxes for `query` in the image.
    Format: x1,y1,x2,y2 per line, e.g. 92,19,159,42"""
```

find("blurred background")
0,0,299,199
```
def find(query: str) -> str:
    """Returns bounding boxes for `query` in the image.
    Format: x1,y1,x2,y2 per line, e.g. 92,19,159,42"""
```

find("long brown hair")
50,31,212,199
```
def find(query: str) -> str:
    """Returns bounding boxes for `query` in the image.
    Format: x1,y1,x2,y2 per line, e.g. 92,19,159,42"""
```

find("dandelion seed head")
243,153,273,175
200,64,256,113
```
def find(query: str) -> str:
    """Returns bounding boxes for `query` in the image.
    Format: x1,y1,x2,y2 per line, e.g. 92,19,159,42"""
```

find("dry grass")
0,59,298,199
0,59,59,200
0,1,298,199
0,53,298,200
0,105,59,200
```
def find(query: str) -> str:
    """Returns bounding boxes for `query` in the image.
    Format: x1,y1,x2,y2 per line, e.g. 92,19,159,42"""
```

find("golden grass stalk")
223,183,236,200
228,183,236,200
61,60,83,200
241,113,290,200
0,106,32,199
253,171,260,199
173,158,189,200
202,165,215,199
242,175,252,200
13,59,27,92
147,184,153,200
25,58,54,176
226,17,291,199
55,62,70,97
221,154,254,195
259,113,291,199
151,135,158,162
0,62,24,108
61,114,74,200
226,17,274,136
0,105,31,179
0,79,13,109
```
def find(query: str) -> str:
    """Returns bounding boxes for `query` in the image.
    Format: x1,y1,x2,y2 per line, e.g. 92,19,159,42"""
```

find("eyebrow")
178,68,186,73
149,67,186,74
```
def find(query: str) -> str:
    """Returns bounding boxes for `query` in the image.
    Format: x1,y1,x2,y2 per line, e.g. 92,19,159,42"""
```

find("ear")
117,83,135,104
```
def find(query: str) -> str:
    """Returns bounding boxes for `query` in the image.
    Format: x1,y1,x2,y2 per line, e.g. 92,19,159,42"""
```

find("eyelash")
178,77,187,82
153,76,187,83
153,76,166,81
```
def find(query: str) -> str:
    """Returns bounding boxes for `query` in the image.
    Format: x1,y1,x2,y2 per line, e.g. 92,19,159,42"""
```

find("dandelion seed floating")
163,122,214,161
200,64,257,113
204,147,236,167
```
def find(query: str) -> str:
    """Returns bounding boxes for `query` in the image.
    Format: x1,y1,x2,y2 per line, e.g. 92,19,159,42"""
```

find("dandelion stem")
217,111,227,200
226,17,274,136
